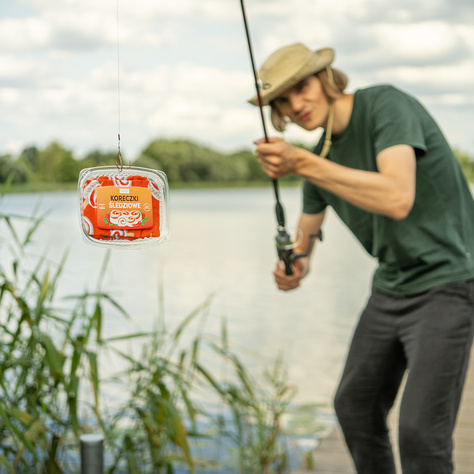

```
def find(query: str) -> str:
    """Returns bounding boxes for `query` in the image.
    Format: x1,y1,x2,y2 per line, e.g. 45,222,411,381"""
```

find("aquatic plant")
0,184,299,473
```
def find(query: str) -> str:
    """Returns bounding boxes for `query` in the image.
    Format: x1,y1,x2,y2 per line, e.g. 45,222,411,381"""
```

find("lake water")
1,185,376,418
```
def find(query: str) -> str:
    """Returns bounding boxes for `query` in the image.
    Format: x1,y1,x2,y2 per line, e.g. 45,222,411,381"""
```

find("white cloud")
173,63,251,101
0,55,48,83
435,94,474,106
0,18,51,50
0,88,21,105
373,22,464,64
0,0,474,157
376,60,474,93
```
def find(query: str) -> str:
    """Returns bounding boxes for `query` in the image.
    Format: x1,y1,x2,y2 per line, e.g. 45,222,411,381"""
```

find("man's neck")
331,93,354,136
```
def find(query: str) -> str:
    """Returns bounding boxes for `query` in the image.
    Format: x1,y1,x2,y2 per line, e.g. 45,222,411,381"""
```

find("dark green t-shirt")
303,85,474,296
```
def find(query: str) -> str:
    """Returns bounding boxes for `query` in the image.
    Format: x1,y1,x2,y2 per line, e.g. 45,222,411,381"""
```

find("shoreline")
1,179,302,195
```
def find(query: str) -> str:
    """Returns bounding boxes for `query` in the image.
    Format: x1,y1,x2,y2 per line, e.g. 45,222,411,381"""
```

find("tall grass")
0,185,299,473
197,324,296,473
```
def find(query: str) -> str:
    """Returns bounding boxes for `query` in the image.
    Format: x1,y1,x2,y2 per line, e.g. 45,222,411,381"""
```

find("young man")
250,42,474,473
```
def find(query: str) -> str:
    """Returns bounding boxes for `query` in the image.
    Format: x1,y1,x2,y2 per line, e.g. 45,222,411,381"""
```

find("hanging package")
78,166,170,248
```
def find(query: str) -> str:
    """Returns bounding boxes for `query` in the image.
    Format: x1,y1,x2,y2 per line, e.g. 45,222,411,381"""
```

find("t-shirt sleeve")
371,86,427,157
302,179,328,214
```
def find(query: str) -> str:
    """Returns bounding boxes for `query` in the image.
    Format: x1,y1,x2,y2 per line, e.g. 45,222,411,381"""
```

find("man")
250,42,474,473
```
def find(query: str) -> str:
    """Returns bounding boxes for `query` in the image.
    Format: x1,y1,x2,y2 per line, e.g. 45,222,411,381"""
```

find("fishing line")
76,0,171,249
116,0,125,171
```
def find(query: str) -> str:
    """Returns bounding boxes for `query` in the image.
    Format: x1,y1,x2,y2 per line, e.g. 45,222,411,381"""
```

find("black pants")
334,280,474,474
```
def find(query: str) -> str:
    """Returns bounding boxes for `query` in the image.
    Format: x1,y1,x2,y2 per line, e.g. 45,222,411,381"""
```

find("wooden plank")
292,346,474,473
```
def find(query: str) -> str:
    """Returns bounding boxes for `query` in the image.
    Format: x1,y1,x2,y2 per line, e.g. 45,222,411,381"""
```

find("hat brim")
248,47,334,106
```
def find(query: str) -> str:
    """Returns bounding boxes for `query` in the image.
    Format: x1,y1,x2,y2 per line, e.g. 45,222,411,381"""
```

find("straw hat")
248,43,335,106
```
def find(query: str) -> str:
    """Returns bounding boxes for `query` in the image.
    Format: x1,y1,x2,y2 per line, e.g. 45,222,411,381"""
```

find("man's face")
273,75,329,131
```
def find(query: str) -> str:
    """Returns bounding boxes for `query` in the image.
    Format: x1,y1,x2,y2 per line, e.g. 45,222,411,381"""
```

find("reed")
0,185,299,473
197,327,296,473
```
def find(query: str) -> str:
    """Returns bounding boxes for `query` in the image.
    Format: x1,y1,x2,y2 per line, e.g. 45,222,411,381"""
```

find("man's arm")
256,139,417,220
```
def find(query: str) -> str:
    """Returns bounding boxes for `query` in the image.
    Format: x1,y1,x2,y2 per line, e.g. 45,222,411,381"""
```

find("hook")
116,154,123,172
115,133,131,172
115,153,131,172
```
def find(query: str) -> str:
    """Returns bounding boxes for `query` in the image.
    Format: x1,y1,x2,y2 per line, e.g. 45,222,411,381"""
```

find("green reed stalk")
0,191,299,473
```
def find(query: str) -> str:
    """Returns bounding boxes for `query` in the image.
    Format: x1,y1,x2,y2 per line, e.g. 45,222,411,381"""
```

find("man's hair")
318,68,348,100
270,67,349,132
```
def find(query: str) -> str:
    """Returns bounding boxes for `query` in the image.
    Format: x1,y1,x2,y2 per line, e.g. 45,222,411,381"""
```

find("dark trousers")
334,280,474,474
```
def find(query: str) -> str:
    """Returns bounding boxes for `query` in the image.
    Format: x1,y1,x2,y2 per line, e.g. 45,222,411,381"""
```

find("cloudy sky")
1,0,474,161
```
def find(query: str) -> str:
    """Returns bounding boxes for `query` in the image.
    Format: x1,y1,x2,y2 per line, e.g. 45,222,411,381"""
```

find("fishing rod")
239,0,314,275
239,0,294,274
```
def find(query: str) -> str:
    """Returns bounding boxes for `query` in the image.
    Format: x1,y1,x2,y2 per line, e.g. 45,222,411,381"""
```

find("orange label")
96,186,154,230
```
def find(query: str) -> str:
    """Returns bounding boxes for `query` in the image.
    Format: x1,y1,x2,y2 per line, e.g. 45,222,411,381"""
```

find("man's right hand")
273,257,309,291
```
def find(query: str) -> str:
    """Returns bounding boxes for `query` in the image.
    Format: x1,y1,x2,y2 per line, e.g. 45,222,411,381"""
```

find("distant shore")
1,179,301,195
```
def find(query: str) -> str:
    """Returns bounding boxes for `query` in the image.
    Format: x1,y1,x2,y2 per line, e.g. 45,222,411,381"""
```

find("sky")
1,0,474,161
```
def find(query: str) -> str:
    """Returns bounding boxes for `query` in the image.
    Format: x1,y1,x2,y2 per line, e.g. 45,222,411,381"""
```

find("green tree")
228,149,266,182
18,146,39,173
136,139,280,184
455,149,474,183
135,139,233,183
36,142,80,183
0,153,30,184
79,149,118,169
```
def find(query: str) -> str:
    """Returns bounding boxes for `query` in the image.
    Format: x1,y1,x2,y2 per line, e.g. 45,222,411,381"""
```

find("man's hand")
254,137,300,179
273,257,310,291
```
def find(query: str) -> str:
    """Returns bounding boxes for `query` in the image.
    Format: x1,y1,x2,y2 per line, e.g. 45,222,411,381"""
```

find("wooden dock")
292,346,474,473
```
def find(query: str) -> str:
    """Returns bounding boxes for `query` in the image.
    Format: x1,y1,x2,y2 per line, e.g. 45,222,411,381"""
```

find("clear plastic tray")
78,166,170,248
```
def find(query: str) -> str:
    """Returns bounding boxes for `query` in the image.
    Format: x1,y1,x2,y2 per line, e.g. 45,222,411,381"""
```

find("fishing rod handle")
276,245,294,275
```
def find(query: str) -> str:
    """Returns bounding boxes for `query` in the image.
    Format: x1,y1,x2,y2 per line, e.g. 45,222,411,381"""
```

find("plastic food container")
78,166,170,248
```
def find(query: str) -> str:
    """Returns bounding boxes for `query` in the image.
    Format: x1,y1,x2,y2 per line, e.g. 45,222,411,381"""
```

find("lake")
1,185,375,420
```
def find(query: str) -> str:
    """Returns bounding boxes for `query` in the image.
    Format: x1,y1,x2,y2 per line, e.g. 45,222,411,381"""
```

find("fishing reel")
275,227,323,276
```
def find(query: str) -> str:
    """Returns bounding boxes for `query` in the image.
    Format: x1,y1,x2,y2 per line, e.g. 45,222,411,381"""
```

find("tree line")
1,138,473,186
0,139,280,186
